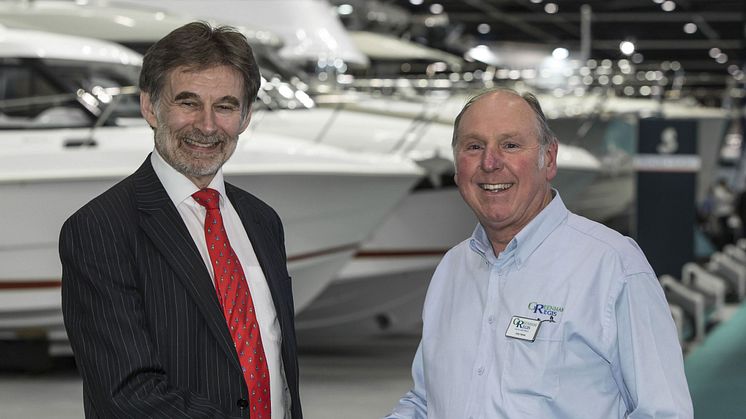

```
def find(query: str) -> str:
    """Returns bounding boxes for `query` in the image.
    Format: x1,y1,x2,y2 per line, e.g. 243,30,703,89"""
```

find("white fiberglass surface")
0,122,422,182
251,106,601,174
0,26,142,65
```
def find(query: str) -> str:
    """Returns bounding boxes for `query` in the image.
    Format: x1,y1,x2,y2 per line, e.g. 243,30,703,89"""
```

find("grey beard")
154,128,231,177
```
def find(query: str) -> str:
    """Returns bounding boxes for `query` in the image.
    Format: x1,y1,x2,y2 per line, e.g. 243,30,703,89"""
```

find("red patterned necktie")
192,188,271,419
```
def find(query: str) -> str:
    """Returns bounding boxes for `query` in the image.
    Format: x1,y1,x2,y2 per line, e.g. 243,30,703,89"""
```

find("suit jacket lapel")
132,158,241,371
225,186,291,320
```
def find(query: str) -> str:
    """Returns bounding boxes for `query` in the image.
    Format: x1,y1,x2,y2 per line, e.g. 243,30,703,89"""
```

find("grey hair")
450,88,558,160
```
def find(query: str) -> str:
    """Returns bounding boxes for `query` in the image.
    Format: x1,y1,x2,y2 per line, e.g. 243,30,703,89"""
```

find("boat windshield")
256,71,315,111
0,54,318,129
0,57,141,129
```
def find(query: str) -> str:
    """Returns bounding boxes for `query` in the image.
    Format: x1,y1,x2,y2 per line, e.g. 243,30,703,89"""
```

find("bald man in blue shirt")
386,89,692,419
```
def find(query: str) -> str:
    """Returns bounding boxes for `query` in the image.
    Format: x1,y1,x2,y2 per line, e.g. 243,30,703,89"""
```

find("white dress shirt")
387,192,692,419
151,150,289,417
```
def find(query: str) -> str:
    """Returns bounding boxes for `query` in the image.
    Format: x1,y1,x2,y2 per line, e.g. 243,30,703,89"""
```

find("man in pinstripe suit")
60,22,302,418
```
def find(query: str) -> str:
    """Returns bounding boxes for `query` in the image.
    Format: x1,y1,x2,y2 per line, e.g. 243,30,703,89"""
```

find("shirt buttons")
477,366,485,375
488,315,496,324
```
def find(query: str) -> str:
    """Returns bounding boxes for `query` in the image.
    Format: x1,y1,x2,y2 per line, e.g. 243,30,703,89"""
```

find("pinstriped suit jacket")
60,157,302,418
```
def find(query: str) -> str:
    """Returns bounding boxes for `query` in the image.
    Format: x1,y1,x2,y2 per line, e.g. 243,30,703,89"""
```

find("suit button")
237,399,249,408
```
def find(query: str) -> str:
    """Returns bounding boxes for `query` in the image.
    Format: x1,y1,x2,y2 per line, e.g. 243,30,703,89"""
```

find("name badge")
505,316,541,342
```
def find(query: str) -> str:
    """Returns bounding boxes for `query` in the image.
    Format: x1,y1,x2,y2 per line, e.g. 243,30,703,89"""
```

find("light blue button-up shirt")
387,193,692,419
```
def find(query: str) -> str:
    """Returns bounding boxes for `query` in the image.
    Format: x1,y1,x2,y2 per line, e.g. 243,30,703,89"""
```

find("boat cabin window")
0,58,141,129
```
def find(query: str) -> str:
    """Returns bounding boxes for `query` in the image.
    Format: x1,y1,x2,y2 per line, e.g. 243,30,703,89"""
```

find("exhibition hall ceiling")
342,0,744,104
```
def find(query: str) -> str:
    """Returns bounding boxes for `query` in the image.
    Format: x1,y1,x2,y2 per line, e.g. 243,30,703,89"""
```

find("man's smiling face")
453,91,558,247
141,64,250,188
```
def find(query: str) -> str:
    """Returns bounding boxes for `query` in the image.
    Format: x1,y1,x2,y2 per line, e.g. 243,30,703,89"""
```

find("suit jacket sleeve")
60,206,243,419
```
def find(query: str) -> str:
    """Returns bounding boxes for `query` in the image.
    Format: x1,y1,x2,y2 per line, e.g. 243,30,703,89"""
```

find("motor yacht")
0,1,603,340
114,0,369,67
249,91,601,339
225,13,603,339
0,26,423,354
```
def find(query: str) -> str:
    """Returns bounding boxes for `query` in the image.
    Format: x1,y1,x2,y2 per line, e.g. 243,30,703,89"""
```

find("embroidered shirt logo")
528,301,564,318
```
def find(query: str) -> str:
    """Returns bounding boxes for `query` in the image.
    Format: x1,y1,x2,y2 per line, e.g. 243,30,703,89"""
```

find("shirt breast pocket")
502,323,563,414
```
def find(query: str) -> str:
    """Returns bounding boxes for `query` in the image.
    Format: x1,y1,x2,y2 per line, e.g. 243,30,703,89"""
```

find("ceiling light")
632,53,644,64
683,23,697,34
544,3,558,13
661,1,676,11
716,54,728,64
552,47,569,60
623,86,635,96
619,41,635,55
670,61,681,71
409,0,424,5
477,23,491,34
652,0,665,3
709,48,721,58
337,4,353,15
530,0,543,3
430,3,444,14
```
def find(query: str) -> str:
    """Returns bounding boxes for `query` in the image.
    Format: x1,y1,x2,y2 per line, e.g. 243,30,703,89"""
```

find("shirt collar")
469,223,513,266
469,189,569,269
150,148,227,208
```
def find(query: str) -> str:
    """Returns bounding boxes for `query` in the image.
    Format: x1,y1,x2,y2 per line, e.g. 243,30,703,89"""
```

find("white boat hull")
0,125,422,352
295,188,469,339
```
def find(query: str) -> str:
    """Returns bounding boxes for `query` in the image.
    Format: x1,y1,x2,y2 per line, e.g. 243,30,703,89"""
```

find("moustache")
178,129,230,146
